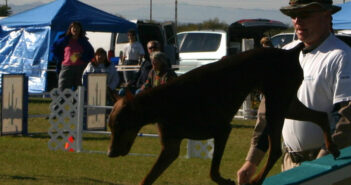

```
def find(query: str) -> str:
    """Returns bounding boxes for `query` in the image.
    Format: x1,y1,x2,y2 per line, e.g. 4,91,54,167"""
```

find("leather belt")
283,144,320,163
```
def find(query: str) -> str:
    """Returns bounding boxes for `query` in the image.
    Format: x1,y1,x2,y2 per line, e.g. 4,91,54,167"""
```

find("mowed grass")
0,98,282,185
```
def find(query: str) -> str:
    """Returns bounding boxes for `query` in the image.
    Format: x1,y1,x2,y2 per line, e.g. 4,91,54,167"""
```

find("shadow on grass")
0,174,37,181
28,97,51,103
24,132,110,141
231,124,254,129
0,174,123,185
24,123,254,141
25,133,50,139
80,177,123,185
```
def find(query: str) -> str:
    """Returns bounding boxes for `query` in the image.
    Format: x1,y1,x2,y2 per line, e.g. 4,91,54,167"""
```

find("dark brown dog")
107,44,340,185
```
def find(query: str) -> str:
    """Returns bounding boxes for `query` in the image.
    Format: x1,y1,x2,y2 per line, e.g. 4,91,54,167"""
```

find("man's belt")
283,144,320,163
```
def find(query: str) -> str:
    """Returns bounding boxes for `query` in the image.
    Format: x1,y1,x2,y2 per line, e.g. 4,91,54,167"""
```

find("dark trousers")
123,60,138,83
58,65,85,91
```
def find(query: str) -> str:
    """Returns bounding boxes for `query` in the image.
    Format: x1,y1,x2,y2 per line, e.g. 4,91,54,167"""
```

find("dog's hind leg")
250,111,285,185
249,92,294,185
210,125,235,185
140,138,181,185
285,97,340,159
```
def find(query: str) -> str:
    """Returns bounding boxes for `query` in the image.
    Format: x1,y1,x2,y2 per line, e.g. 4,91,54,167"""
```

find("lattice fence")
48,88,84,152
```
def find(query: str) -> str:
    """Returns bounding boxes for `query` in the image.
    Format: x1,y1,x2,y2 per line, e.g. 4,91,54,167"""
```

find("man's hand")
339,101,351,122
237,161,257,185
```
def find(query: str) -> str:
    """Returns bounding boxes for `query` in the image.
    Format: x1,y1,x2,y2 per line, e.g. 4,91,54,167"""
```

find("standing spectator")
83,48,120,105
237,0,351,184
138,51,177,93
52,21,94,91
121,29,145,83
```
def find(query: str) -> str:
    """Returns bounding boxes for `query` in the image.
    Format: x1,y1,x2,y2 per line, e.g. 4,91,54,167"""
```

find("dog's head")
107,91,141,158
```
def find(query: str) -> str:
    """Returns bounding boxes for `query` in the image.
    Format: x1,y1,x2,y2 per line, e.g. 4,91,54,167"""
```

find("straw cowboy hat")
280,0,341,17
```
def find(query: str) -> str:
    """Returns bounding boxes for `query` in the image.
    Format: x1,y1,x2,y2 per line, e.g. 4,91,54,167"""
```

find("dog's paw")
331,149,341,159
328,144,341,159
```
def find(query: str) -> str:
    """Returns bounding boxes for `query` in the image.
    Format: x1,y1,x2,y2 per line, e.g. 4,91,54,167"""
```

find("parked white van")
176,30,227,75
86,31,114,52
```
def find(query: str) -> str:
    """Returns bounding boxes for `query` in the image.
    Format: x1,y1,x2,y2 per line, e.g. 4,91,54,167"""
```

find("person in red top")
52,21,94,90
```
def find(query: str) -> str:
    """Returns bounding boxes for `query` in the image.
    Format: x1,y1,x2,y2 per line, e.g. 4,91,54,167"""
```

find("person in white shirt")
121,29,145,84
83,48,120,105
237,0,351,184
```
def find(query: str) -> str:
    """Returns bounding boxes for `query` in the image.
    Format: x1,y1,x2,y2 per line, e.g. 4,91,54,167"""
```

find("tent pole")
150,0,152,22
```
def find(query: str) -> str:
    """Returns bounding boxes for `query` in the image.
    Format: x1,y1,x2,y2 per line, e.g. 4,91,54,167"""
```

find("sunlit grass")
0,98,281,185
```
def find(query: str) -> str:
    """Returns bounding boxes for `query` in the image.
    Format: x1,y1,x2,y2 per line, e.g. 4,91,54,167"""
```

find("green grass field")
0,98,281,185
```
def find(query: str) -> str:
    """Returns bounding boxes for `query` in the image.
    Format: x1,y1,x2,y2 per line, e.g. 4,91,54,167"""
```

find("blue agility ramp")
263,146,351,185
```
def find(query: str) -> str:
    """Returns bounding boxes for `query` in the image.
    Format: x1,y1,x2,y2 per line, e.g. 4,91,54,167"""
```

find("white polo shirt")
123,42,145,61
282,34,351,152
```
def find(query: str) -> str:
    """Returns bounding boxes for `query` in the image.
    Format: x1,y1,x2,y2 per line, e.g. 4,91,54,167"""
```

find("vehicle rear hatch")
227,19,288,54
177,31,226,75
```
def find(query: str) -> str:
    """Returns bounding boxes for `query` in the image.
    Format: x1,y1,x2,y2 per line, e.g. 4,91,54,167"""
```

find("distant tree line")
0,4,12,16
177,18,228,32
176,18,293,36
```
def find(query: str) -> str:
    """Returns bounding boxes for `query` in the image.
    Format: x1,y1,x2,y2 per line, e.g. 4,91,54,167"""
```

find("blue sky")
9,0,347,9
6,0,349,24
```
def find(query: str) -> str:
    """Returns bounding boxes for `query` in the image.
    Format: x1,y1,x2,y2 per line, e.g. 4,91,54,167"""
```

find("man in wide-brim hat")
279,0,341,48
237,0,351,185
280,0,341,18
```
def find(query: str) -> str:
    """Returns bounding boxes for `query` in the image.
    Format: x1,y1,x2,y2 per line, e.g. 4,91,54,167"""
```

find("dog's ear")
125,88,134,101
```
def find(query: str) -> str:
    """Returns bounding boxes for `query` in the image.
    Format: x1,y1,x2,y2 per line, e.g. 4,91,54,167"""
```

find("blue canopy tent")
0,0,136,93
333,1,351,30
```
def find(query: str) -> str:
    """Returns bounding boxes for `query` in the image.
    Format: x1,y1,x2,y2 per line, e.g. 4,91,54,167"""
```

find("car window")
177,33,185,48
271,34,294,48
163,24,176,45
336,35,351,47
180,33,221,52
116,33,129,43
228,19,288,48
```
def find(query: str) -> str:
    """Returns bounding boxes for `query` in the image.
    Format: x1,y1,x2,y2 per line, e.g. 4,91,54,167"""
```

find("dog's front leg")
210,126,235,185
286,97,340,159
140,138,181,185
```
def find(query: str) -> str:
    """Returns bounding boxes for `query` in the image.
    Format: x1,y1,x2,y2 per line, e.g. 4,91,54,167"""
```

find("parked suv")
176,30,227,75
176,19,288,75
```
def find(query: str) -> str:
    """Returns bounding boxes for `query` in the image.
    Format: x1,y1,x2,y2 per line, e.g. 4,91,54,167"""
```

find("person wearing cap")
236,0,351,184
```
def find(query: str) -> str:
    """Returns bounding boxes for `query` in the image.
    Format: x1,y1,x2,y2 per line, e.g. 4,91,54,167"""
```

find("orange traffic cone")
65,136,75,152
